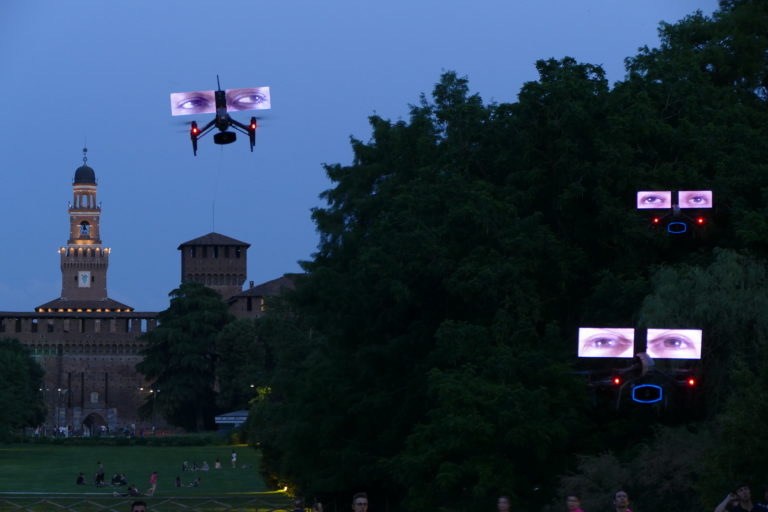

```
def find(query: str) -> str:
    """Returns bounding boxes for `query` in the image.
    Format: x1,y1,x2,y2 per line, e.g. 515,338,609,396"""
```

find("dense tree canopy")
0,338,46,437
137,282,234,431
250,1,768,510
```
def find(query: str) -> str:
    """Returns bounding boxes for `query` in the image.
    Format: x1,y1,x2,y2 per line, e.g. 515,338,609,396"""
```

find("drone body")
170,77,270,155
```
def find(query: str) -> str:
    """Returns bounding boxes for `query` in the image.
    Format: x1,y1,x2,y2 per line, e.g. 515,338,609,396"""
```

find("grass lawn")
0,443,271,496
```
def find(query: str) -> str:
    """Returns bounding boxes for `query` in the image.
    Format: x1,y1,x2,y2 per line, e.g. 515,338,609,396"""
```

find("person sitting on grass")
175,476,182,488
76,473,85,485
113,484,142,497
188,477,201,487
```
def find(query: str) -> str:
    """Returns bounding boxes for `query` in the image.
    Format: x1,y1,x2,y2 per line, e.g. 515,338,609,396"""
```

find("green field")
0,443,271,495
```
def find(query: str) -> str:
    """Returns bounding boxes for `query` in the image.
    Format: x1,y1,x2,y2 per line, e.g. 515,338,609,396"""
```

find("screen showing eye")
170,87,272,116
225,87,271,111
646,329,702,359
678,190,713,209
637,191,672,209
578,328,635,358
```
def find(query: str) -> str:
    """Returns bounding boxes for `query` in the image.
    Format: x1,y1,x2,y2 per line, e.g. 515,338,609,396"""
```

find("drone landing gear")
213,131,237,145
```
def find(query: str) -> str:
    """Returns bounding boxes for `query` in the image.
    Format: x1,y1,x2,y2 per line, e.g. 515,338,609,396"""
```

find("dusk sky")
0,0,718,312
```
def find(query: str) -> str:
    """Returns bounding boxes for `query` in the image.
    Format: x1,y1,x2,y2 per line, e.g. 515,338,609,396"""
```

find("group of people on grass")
75,451,241,497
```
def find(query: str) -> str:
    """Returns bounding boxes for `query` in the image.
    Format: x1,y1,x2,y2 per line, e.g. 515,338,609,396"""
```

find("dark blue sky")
0,0,718,312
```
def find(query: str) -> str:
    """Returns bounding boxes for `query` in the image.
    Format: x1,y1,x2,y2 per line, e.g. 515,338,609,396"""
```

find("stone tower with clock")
62,152,109,301
38,149,132,312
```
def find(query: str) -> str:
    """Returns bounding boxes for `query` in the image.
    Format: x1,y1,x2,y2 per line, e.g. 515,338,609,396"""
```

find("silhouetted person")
131,501,148,512
716,484,755,512
352,492,368,512
566,494,584,512
613,490,632,512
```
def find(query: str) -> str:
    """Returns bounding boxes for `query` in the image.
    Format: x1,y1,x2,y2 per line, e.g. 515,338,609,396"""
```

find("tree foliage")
0,338,46,437
216,319,266,412
251,1,768,510
136,282,234,431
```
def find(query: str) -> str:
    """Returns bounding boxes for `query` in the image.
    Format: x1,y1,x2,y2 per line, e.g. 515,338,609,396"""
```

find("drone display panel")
170,87,271,116
678,190,713,209
646,329,702,359
637,191,672,209
578,327,635,358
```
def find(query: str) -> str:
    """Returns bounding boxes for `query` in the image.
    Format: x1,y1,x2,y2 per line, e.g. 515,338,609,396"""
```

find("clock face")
78,271,91,288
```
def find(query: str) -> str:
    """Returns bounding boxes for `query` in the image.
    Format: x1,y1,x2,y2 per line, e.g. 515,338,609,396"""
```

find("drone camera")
213,131,237,145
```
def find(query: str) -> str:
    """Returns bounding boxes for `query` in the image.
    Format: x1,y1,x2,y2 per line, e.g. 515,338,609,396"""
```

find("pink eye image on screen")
646,329,702,359
678,190,713,209
170,87,272,116
637,191,672,209
170,90,216,116
578,327,635,358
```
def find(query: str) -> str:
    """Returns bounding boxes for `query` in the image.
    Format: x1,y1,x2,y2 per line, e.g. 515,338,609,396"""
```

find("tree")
136,282,233,431
0,338,46,437
216,319,267,412
253,0,768,509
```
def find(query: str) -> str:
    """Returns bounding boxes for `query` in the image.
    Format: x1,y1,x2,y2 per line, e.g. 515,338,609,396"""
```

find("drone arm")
196,119,217,138
230,118,257,151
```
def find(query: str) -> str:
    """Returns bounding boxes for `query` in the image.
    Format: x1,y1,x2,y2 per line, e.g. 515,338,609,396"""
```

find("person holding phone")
715,484,754,512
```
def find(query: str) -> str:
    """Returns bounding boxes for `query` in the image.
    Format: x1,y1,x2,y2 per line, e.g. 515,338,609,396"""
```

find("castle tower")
37,149,131,312
177,232,250,299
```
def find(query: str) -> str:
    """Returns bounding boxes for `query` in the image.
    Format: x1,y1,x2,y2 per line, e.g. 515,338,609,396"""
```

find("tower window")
80,221,90,236
224,246,230,258
190,247,196,258
202,246,208,258
214,246,219,258
236,247,241,258
247,297,252,311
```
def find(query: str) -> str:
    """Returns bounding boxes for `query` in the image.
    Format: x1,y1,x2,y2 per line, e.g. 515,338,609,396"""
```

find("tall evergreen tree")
136,282,233,431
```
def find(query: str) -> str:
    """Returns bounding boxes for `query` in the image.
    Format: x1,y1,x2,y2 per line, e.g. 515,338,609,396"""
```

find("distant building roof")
177,232,251,249
229,275,298,300
36,297,133,312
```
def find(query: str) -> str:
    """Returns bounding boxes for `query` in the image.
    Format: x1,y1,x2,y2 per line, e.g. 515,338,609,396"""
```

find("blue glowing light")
667,222,687,234
632,384,663,404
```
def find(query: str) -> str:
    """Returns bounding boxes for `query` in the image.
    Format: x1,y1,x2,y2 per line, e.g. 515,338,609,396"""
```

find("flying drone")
577,327,702,409
636,190,713,234
170,77,271,155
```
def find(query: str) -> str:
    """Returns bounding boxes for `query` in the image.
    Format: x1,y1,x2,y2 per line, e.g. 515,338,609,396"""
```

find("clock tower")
37,149,131,312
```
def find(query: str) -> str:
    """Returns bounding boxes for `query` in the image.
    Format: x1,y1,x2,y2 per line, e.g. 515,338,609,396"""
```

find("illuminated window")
90,392,99,404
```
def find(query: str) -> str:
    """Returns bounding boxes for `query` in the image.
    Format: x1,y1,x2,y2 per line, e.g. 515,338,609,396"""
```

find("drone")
636,190,713,234
577,327,702,409
170,76,271,155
